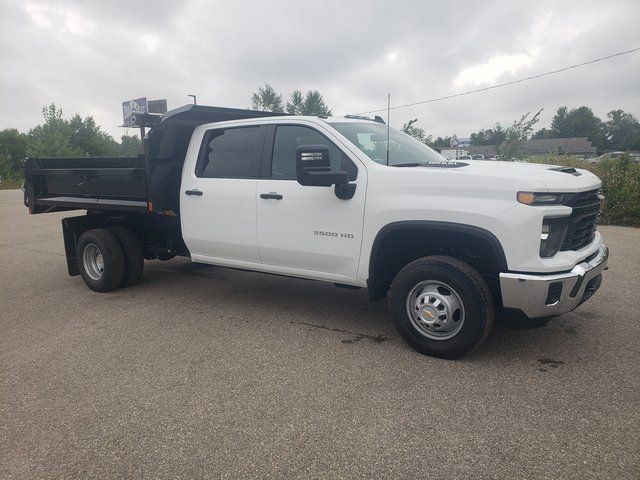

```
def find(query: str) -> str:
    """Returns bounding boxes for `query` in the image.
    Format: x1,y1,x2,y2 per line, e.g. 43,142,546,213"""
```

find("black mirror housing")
296,145,348,187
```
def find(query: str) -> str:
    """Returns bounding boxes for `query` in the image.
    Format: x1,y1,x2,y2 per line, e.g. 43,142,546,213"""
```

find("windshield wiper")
392,162,429,167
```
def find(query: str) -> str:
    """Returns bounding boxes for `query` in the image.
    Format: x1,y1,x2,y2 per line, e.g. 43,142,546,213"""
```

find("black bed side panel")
24,156,148,214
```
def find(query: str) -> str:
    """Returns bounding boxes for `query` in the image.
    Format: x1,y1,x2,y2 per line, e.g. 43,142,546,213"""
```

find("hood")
448,160,602,192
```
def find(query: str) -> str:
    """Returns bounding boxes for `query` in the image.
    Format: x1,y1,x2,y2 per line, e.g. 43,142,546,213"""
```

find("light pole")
187,94,197,105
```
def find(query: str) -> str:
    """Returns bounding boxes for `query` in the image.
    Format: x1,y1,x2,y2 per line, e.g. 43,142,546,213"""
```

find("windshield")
329,121,447,166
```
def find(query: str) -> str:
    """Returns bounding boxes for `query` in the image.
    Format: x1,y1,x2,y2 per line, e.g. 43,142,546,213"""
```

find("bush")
528,153,640,227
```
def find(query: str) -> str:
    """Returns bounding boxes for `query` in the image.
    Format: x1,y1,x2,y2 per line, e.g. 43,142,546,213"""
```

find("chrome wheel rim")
405,280,465,340
83,243,104,281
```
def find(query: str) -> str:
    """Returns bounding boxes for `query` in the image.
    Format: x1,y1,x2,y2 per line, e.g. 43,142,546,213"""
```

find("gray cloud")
1,0,638,139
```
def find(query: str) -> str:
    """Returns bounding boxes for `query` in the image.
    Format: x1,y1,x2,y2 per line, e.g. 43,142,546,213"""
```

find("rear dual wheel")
77,227,144,292
108,226,144,287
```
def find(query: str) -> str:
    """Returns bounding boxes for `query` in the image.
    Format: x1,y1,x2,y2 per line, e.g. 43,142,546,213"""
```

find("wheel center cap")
420,306,440,325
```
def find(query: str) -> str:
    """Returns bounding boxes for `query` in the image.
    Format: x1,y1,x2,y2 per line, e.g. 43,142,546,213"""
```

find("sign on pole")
148,99,168,115
122,97,148,127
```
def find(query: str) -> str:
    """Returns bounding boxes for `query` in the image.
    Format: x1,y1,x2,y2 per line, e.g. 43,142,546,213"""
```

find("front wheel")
389,256,494,359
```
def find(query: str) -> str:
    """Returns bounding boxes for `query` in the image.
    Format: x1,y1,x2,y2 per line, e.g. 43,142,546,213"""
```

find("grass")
0,179,22,190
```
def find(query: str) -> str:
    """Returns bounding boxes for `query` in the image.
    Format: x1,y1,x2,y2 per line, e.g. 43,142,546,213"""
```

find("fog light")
540,224,567,258
541,224,550,241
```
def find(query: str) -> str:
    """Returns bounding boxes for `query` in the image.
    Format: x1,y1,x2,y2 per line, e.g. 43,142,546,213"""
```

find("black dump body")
24,104,283,216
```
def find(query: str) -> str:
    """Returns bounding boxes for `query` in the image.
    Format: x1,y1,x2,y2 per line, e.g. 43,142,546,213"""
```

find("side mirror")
296,145,348,187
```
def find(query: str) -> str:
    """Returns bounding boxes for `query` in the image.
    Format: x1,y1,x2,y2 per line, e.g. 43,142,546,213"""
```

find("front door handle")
185,189,203,196
260,193,283,200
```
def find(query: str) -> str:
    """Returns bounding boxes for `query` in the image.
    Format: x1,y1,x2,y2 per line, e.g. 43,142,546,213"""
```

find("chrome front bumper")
499,244,609,319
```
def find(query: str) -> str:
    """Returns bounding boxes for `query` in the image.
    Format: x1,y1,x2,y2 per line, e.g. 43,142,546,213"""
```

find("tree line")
403,105,640,155
249,84,640,156
3,95,637,184
250,85,640,156
250,83,332,117
0,104,141,182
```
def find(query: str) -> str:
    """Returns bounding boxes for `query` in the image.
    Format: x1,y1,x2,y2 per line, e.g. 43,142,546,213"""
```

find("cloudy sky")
1,0,639,139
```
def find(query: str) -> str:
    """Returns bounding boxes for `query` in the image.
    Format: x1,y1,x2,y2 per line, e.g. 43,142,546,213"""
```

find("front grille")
563,189,602,208
559,189,601,251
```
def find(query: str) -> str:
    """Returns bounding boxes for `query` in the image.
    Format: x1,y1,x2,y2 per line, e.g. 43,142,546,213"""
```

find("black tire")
389,256,494,359
77,229,126,292
108,226,144,286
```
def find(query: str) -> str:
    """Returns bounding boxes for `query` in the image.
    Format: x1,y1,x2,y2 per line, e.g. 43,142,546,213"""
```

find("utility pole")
386,94,390,166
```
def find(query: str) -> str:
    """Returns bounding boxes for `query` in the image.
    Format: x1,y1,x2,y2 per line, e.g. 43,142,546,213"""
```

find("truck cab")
24,105,608,358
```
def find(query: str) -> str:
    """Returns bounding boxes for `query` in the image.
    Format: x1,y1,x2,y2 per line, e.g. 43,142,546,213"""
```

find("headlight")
518,192,564,205
540,223,567,258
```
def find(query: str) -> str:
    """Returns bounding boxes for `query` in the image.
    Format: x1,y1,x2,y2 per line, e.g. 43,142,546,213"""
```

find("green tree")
401,118,433,144
254,86,333,117
532,127,554,139
26,104,133,158
68,114,119,155
604,109,640,151
397,119,452,150
550,105,605,149
550,106,569,135
301,90,332,118
0,128,29,179
399,118,454,150
470,130,490,146
286,90,304,115
430,136,453,150
251,84,284,112
470,124,507,148
497,109,542,160
120,135,142,155
26,104,85,157
489,124,507,147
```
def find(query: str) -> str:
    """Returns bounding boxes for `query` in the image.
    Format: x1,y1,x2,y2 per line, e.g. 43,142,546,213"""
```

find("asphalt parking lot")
1,188,639,479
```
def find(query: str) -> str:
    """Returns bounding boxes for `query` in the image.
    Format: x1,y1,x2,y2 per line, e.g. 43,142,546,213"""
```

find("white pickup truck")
24,105,608,358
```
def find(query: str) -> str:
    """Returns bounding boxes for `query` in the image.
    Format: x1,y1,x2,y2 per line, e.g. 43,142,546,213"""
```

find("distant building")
462,137,597,158
465,145,497,156
521,137,597,157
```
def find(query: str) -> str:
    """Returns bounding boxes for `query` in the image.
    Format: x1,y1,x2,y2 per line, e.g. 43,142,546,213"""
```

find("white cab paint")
180,116,604,286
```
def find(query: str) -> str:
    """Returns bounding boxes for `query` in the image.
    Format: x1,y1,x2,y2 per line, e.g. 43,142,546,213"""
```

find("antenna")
386,93,390,166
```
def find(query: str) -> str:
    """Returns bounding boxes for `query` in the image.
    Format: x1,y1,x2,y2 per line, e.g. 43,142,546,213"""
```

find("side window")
271,125,357,180
196,126,263,178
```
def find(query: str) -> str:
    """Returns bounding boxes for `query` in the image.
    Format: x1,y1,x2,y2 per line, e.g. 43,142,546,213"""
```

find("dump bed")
24,155,148,214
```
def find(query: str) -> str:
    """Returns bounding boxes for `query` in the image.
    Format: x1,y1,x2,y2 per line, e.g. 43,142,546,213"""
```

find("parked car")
23,104,608,358
471,154,485,160
594,151,626,162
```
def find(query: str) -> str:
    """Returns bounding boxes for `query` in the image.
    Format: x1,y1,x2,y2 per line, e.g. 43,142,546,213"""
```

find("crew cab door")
181,125,266,265
256,124,366,281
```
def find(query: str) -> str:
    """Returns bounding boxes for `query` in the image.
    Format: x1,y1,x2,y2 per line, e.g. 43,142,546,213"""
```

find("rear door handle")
185,189,203,196
260,193,283,200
